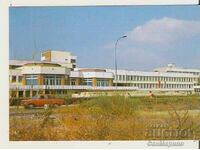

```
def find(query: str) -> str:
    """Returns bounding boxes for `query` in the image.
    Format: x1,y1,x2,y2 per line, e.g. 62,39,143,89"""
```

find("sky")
9,6,200,71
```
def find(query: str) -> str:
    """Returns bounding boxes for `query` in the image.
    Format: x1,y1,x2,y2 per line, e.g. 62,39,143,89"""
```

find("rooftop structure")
154,64,200,76
41,50,77,70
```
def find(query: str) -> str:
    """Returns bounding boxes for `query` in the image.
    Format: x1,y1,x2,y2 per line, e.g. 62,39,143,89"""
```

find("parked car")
21,95,65,109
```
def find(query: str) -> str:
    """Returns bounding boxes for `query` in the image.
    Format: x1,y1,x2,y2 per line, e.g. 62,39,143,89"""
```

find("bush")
10,95,200,140
10,98,23,106
80,96,137,117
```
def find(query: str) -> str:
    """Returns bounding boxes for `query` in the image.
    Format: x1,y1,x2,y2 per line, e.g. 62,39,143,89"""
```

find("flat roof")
10,60,61,67
154,64,200,73
106,69,198,78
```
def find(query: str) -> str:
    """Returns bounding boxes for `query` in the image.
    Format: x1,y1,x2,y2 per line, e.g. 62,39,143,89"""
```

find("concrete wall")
22,66,67,75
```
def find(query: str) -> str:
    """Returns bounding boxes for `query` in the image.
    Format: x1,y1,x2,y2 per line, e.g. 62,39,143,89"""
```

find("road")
9,105,74,118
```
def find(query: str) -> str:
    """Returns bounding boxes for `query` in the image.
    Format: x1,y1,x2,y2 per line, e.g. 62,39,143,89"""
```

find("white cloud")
117,47,166,70
126,17,200,45
102,17,200,70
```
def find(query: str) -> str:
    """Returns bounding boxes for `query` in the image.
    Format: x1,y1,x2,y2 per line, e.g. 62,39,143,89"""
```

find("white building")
9,50,200,98
106,69,199,90
70,68,113,86
154,64,200,76
41,50,77,70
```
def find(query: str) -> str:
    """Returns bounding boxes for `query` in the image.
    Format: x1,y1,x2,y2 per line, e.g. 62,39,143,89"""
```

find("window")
71,79,76,85
97,79,109,87
83,78,93,86
73,64,76,68
71,59,76,63
127,75,130,81
43,74,62,85
11,76,16,83
18,76,23,83
26,75,38,85
123,75,125,81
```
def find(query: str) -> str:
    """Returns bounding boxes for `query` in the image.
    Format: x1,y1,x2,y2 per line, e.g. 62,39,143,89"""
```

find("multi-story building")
9,50,200,98
9,61,71,97
106,69,199,90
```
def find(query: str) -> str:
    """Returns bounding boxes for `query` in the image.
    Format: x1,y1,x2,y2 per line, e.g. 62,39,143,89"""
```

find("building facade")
154,64,200,76
9,50,200,98
70,68,113,87
106,69,199,90
41,50,77,70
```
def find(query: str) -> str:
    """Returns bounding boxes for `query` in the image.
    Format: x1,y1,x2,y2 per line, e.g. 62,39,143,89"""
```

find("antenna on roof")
32,51,36,60
30,8,38,61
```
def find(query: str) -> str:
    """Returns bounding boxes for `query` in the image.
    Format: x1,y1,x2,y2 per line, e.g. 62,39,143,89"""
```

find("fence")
9,85,195,91
9,85,139,91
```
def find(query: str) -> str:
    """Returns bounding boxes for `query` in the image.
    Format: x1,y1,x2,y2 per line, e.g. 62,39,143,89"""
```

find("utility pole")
114,35,127,88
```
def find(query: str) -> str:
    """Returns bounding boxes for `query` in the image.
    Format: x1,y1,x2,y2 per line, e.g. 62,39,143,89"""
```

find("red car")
21,95,65,108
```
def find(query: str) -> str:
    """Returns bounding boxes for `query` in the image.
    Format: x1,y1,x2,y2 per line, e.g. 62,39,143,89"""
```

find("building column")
30,89,33,98
16,76,19,83
42,89,46,95
61,76,65,85
16,90,19,98
92,78,97,86
22,75,26,85
65,76,69,85
108,79,113,86
38,75,44,85
75,78,81,85
23,90,26,98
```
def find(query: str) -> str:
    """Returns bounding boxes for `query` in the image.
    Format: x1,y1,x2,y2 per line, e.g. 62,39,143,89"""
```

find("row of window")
43,75,62,85
10,74,198,88
25,75,63,85
124,83,193,89
96,80,109,87
194,88,200,92
71,78,109,87
115,75,196,82
167,71,200,76
10,75,23,83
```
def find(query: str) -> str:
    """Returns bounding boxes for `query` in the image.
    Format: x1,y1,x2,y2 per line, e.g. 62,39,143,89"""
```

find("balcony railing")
9,85,195,91
9,85,139,91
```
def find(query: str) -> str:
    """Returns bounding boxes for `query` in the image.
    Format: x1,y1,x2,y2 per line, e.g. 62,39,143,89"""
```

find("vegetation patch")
10,95,200,140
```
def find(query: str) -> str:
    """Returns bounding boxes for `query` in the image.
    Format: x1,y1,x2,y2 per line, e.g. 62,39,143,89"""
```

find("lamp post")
114,35,127,88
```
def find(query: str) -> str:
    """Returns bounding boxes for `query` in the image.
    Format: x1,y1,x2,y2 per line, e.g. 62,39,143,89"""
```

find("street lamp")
114,35,127,88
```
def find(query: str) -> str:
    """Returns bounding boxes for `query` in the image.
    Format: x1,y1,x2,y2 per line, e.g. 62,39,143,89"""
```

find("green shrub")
79,96,137,117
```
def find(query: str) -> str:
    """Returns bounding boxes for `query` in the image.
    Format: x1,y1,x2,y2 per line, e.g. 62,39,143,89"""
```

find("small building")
10,61,71,98
41,50,77,70
21,62,70,86
70,68,113,87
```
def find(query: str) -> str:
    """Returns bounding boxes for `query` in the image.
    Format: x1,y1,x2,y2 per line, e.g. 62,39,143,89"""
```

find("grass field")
10,95,200,141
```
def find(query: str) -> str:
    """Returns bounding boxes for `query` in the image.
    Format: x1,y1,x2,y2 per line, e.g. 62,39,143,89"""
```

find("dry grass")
10,95,200,141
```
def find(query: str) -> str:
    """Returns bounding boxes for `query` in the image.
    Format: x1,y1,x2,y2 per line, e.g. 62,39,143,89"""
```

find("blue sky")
10,6,200,71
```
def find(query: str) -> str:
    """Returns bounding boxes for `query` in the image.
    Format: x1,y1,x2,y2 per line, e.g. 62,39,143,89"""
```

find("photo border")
0,0,199,148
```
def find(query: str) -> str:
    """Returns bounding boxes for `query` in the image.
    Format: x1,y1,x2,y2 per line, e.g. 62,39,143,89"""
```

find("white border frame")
9,0,199,6
0,0,199,148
